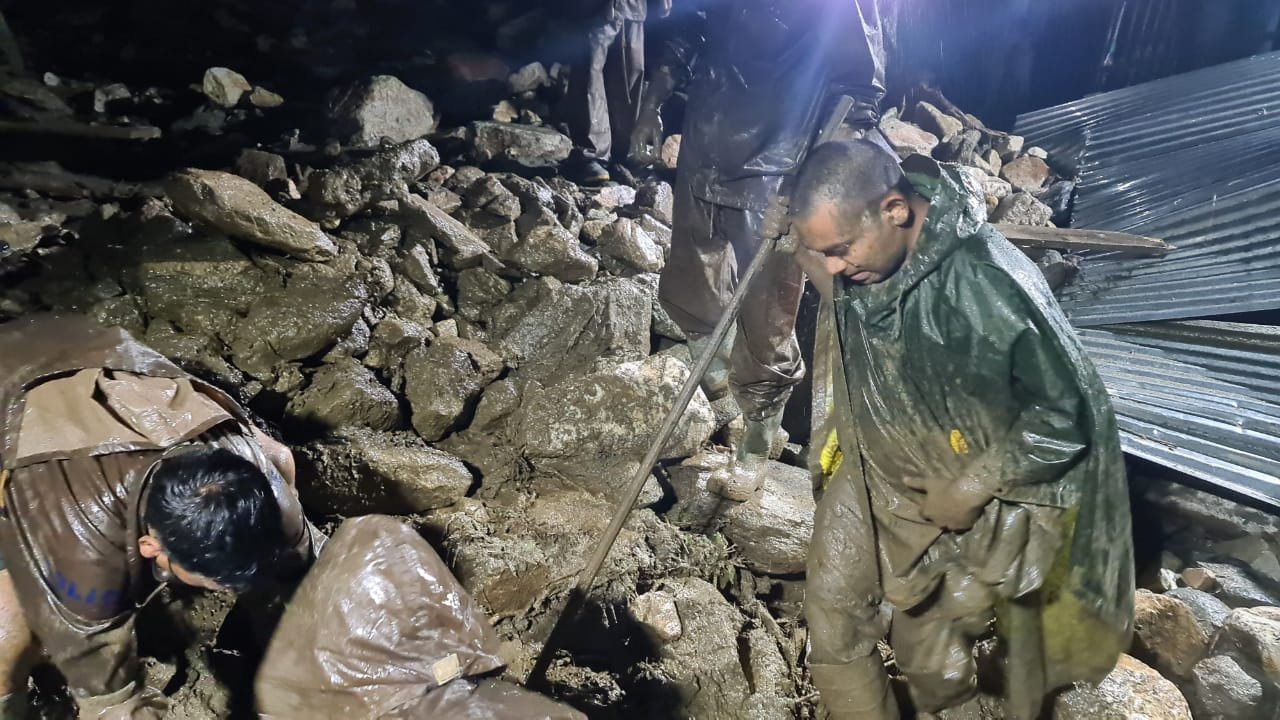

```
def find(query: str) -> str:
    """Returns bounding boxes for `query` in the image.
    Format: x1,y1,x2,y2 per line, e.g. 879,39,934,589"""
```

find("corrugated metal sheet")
1013,51,1280,327
1079,323,1280,509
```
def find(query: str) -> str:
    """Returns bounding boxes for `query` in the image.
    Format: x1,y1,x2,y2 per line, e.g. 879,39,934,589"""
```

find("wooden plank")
0,118,162,141
995,224,1172,256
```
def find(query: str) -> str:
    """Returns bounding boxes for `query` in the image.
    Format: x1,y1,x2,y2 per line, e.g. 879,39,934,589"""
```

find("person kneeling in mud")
788,141,1135,719
0,314,322,719
255,514,584,720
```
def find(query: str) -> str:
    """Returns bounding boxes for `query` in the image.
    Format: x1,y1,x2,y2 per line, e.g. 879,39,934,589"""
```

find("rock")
629,590,682,643
1165,588,1232,637
234,149,288,190
1188,656,1266,720
589,185,637,211
636,181,674,225
1183,567,1220,592
934,129,981,165
448,166,487,193
580,219,611,246
990,192,1053,226
1211,535,1280,589
650,578,792,720
426,187,463,214
1052,654,1192,720
387,276,438,327
469,121,573,168
636,213,672,252
365,315,430,373
979,149,1003,176
1026,146,1049,159
285,359,400,432
403,336,504,441
492,99,519,123
201,67,251,108
399,194,495,270
1211,607,1280,687
991,133,1025,159
229,279,367,378
456,267,512,321
396,243,442,296
327,75,438,148
303,139,441,225
469,378,521,433
296,428,472,514
486,276,651,386
509,62,549,93
1197,563,1280,608
915,101,964,141
1139,482,1280,541
0,220,54,254
599,217,664,273
166,169,337,261
464,175,522,220
660,134,682,169
505,206,597,281
93,83,131,114
249,86,284,108
513,354,716,483
1131,589,1210,682
1000,155,1052,193
880,116,939,159
722,462,815,575
1039,179,1076,227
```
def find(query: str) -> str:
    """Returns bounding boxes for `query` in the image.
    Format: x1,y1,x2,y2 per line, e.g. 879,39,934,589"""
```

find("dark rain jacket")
829,157,1134,689
256,515,585,720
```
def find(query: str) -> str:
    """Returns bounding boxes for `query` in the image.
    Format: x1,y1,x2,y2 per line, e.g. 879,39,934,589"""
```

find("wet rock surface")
1053,654,1193,720
327,75,438,148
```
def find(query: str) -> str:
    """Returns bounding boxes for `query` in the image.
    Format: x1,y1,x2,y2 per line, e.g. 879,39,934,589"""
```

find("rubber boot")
0,689,29,720
810,657,900,720
686,331,733,401
708,409,782,501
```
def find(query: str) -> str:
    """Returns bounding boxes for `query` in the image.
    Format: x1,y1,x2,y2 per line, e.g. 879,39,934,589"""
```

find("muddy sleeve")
943,264,1089,495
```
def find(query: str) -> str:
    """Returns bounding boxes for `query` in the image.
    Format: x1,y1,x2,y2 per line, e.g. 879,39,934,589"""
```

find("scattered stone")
513,354,715,484
492,99,519,123
1183,567,1220,592
505,206,597,282
1131,589,1210,682
1000,155,1052,193
599,217,664,273
229,280,367,377
469,121,573,168
1026,146,1049,159
636,181,674,225
456,267,512,321
915,101,964,141
1053,654,1192,720
636,213,672,252
434,318,459,338
469,378,521,433
387,275,437,327
93,83,131,114
991,133,1025,159
1188,655,1266,720
990,192,1053,227
399,194,495,270
285,358,400,432
464,175,522,220
1197,562,1280,608
629,590,682,643
426,187,463,214
509,62,550,94
364,316,430,373
1035,250,1081,291
233,149,288,190
202,67,252,108
1211,607,1280,687
327,75,438,148
660,134,682,169
296,428,472,514
303,139,441,225
589,185,636,211
880,116,939,159
722,462,815,576
1212,535,1280,589
166,169,338,261
396,242,442,296
249,86,284,109
979,148,1003,176
127,229,266,336
403,336,504,441
1165,588,1232,637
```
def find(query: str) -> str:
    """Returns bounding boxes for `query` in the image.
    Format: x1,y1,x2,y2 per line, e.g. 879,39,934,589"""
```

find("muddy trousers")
566,14,644,162
658,175,805,421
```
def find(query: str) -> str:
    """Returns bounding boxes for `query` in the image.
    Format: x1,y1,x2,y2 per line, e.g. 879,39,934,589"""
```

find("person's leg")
603,18,645,162
566,14,624,182
890,570,994,713
805,472,898,720
0,570,34,719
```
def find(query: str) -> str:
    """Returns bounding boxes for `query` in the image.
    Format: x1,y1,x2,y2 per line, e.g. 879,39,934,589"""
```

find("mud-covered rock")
303,139,441,225
1131,589,1210,682
456,267,512,320
990,191,1052,227
513,354,714,483
469,121,573,167
1053,654,1192,720
504,206,597,281
399,194,496,270
327,75,438,148
296,428,472,514
723,462,815,576
233,149,288,191
1164,588,1231,638
629,590,682,643
202,67,251,108
364,315,430,373
599,217,664,273
166,169,338,260
464,175,523,220
469,377,521,433
128,229,267,336
285,359,400,432
1188,655,1266,720
1211,607,1280,688
395,242,443,296
1000,155,1052,194
403,336,504,441
229,279,367,377
646,578,792,720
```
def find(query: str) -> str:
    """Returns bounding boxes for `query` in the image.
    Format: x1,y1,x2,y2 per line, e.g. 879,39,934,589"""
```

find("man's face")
794,198,911,285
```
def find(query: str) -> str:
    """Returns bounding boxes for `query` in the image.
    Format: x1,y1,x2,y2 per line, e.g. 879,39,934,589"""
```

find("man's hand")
762,194,792,240
656,0,673,18
921,475,993,532
627,108,664,168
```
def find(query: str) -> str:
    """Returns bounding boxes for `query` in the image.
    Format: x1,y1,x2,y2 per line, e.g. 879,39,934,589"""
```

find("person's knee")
0,572,34,694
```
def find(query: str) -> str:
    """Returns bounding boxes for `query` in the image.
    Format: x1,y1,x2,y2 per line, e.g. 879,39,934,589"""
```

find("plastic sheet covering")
1078,322,1280,509
1012,51,1280,326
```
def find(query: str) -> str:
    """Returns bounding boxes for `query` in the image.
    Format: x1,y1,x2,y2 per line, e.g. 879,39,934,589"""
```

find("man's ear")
882,192,913,228
138,533,163,560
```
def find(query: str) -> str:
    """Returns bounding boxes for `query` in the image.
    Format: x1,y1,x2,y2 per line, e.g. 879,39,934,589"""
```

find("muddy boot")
708,410,782,501
810,658,899,720
686,332,733,401
0,689,29,720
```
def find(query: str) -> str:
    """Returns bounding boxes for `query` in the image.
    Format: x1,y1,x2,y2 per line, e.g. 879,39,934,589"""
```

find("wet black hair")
144,447,286,593
791,139,914,231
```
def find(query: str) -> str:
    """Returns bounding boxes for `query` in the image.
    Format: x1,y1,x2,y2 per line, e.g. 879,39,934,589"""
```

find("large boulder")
403,336,504,441
303,139,441,225
1000,155,1052,194
503,206,597,282
456,267,512,321
202,67,252,108
722,462,815,576
914,101,963,141
1196,562,1280,608
1164,588,1232,637
990,191,1053,227
398,194,497,270
880,116,939,159
285,359,401,432
512,354,716,484
1131,589,1210,682
229,279,368,378
1188,655,1267,720
469,121,573,167
1211,607,1280,689
1053,654,1192,720
295,429,472,514
598,217,664,274
166,169,337,261
327,75,438,148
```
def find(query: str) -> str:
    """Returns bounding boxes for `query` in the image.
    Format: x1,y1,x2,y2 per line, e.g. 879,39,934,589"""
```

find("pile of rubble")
1,47,1274,717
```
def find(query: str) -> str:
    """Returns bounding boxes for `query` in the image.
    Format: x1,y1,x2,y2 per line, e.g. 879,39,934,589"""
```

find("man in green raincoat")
787,140,1134,719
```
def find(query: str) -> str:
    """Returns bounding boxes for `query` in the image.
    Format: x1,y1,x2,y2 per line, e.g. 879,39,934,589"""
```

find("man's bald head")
790,139,909,232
